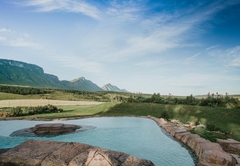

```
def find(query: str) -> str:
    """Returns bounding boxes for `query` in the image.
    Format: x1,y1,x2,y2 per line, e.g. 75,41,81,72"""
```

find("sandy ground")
0,99,104,108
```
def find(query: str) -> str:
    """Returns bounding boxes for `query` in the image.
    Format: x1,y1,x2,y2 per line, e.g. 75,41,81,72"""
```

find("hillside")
102,83,128,92
0,59,102,92
0,59,128,92
0,59,64,88
62,77,102,92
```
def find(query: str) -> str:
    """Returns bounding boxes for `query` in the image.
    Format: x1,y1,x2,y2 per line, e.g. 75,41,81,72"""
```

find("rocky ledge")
0,140,154,166
26,123,80,135
148,116,240,166
29,123,81,135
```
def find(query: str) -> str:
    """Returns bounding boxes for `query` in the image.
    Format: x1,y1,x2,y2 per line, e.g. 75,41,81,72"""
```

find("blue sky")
0,0,240,95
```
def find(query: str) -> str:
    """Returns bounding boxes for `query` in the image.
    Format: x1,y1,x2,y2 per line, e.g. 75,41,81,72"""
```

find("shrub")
8,105,63,117
10,107,23,116
160,111,170,120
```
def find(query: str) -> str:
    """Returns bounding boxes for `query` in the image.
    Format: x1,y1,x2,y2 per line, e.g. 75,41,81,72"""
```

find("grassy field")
0,99,103,108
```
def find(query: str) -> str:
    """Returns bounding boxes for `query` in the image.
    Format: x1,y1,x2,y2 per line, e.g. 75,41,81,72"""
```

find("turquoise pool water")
0,117,196,165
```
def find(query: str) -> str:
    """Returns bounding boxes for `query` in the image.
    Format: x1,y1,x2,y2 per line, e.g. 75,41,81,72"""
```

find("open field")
0,99,103,108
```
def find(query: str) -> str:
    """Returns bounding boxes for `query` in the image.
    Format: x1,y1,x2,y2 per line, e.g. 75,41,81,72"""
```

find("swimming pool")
0,117,196,165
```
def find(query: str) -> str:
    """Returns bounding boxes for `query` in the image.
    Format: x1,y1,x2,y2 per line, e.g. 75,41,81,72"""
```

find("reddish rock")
0,140,154,166
174,131,191,141
27,123,81,135
187,137,209,154
199,150,235,166
217,139,240,155
181,133,199,144
158,118,168,126
0,140,67,165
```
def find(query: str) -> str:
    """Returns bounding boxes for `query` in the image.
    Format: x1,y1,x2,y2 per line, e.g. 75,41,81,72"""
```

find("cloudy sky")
0,0,240,95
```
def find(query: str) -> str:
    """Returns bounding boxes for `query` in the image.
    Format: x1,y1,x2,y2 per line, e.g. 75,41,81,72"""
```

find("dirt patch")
0,99,103,108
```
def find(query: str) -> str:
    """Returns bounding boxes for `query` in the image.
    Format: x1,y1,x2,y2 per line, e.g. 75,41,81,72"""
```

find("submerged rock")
29,123,80,135
10,123,95,137
0,140,155,166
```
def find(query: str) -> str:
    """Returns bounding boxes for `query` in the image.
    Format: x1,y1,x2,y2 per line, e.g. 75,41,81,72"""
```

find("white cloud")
184,52,201,63
52,55,103,75
170,73,240,88
0,36,6,41
207,45,240,66
0,28,41,49
206,45,220,50
229,57,240,67
135,60,162,67
20,0,101,20
92,0,240,62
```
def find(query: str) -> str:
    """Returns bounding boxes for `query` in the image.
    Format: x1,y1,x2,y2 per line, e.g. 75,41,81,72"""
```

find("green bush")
10,107,23,116
160,111,170,120
9,105,63,117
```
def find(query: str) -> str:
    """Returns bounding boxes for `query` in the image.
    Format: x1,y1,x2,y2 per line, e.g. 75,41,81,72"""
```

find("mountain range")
0,59,128,92
102,83,128,92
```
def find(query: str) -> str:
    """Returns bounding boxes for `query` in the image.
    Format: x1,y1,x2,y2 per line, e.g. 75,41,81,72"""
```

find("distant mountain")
62,77,102,92
0,59,64,88
0,59,103,92
102,83,128,92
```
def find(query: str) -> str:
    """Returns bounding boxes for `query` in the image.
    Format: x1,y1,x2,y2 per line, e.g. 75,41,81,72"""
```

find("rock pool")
0,117,196,165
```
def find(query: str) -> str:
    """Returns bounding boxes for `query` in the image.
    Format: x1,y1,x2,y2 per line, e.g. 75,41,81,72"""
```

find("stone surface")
217,139,240,155
30,123,81,135
200,150,235,166
0,140,154,166
10,124,95,137
0,149,10,155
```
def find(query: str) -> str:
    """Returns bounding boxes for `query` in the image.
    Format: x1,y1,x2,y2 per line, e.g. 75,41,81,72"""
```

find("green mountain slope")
0,59,102,92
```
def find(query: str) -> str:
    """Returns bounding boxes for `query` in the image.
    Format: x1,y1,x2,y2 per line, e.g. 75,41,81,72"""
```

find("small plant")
160,111,169,120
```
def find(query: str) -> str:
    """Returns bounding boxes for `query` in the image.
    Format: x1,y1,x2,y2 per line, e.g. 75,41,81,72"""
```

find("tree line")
127,93,240,108
0,85,52,95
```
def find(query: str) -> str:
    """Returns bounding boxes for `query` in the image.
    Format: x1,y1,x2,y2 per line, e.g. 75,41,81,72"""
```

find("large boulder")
217,139,240,155
26,123,80,135
0,140,155,166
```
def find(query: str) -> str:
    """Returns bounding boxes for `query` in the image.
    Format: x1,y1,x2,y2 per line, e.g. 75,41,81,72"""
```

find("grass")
190,128,230,142
0,102,117,119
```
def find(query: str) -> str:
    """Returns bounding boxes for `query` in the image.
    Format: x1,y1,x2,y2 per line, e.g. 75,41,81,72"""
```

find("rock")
11,124,95,137
0,140,67,165
187,137,209,154
0,140,154,166
11,123,81,136
181,133,199,144
217,139,240,155
199,150,235,166
174,131,191,141
0,149,10,155
231,154,240,165
30,123,81,135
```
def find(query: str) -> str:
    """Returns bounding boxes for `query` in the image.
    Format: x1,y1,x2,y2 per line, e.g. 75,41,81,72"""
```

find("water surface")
0,117,196,165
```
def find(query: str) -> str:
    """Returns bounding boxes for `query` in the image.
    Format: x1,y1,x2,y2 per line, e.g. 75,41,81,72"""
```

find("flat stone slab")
30,123,80,135
10,123,96,137
0,140,154,166
217,139,240,155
